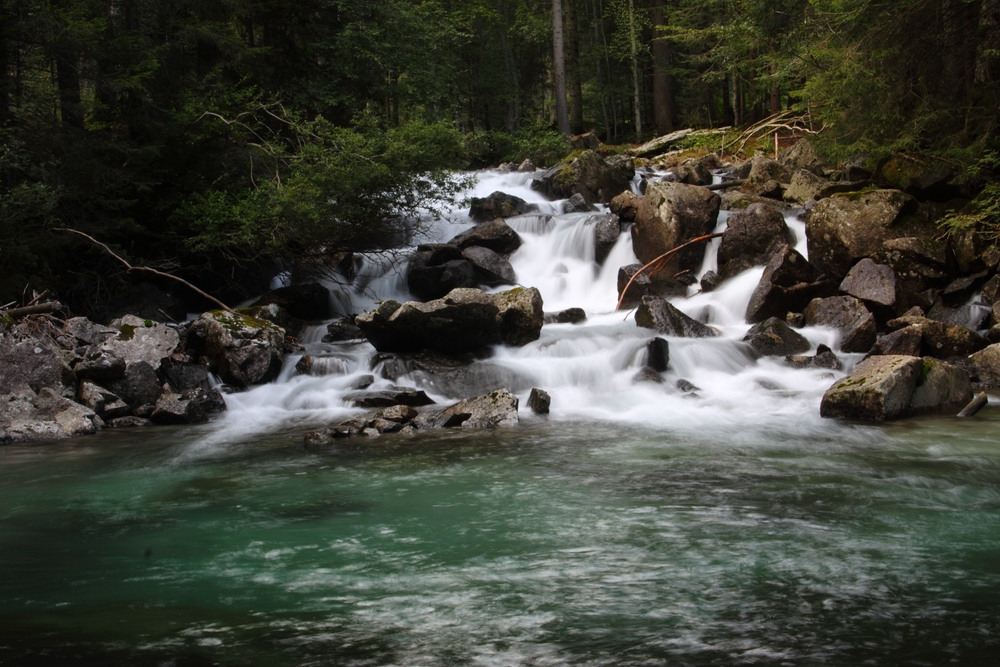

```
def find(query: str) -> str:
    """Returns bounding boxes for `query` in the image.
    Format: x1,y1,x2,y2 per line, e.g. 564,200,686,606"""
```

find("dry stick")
615,233,723,311
56,228,235,313
3,302,62,319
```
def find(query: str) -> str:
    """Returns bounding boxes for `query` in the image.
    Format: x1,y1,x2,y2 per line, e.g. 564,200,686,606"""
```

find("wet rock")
107,416,151,429
517,159,536,173
609,191,641,222
617,264,687,308
645,337,670,372
676,379,700,393
806,189,922,278
631,182,721,274
343,389,435,408
717,203,794,279
886,315,987,358
636,296,720,338
531,151,633,205
63,317,117,346
373,405,419,424
106,361,163,412
591,214,622,266
462,246,517,286
322,317,363,343
783,169,828,205
0,388,103,443
779,138,825,175
878,236,952,289
804,296,877,353
820,355,923,421
413,389,519,430
295,355,353,377
632,367,663,384
350,375,375,390
676,157,713,186
740,155,790,199
968,344,1000,385
562,193,596,213
527,388,551,414
786,312,805,328
839,258,899,323
160,357,212,392
71,345,126,383
743,317,810,357
700,271,720,293
745,245,833,324
909,359,973,415
469,191,538,221
785,344,842,370
151,387,226,425
236,303,302,338
448,219,524,255
376,351,531,398
878,156,957,200
186,311,286,388
545,308,587,325
981,275,1000,306
407,247,477,301
494,288,545,346
252,283,332,320
77,381,130,420
101,315,180,371
867,326,924,358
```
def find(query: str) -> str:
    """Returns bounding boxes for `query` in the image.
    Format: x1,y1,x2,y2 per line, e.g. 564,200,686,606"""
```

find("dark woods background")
1,0,998,317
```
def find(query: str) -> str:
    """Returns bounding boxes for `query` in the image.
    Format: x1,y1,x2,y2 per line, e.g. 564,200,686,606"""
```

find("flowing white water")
213,170,865,447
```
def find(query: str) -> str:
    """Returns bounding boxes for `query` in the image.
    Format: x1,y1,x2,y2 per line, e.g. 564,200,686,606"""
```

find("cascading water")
217,170,856,446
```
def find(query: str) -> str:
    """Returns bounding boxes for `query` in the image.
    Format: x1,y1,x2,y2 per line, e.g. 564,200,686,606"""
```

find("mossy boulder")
186,311,285,388
631,181,721,274
820,355,923,421
531,150,634,204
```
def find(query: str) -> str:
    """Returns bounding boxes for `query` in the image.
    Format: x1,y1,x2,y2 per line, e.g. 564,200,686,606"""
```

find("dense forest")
1,0,998,315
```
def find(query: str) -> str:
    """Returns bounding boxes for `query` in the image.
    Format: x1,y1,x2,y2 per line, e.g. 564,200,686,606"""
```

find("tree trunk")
629,0,641,141
976,0,1000,84
651,5,673,134
565,0,584,133
552,0,570,136
51,0,84,131
0,0,9,125
770,82,781,115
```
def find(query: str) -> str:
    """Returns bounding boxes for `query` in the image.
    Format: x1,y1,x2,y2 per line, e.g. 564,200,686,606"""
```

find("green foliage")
464,128,571,168
940,152,1000,239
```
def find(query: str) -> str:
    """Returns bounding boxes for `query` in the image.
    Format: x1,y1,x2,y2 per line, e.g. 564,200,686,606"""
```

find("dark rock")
839,258,899,323
531,151,633,204
107,361,163,412
562,193,596,213
820,355,923,421
741,155,790,199
571,131,601,150
323,317,363,342
783,169,829,205
926,301,990,330
785,344,842,370
160,357,211,392
591,214,622,266
804,296,877,353
632,367,663,384
63,317,117,346
617,264,687,309
968,344,1000,385
151,387,226,425
350,375,375,390
878,236,952,289
448,219,524,255
545,308,587,324
717,203,794,278
527,388,551,414
745,245,833,324
909,359,973,414
469,191,538,221
779,138,825,175
295,355,352,377
77,381,130,420
107,416,151,428
462,246,517,286
253,283,332,320
676,379,701,393
885,315,988,358
867,326,924,357
743,318,810,357
72,346,126,383
343,389,435,408
631,182,721,274
645,337,670,372
941,271,991,303
806,189,922,279
375,351,531,398
407,250,477,301
981,275,1000,305
494,288,545,346
517,159,536,173
878,156,958,201
609,191,641,222
676,157,713,186
186,311,285,388
636,296,720,338
412,389,519,429
700,271,720,293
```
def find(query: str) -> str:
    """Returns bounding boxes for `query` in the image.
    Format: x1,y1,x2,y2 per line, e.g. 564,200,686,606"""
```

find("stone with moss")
821,355,923,421
186,311,285,388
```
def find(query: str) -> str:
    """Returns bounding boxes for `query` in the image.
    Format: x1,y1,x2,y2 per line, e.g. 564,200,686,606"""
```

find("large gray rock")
151,387,226,425
462,246,517,286
63,317,117,346
186,311,286,388
106,361,163,413
820,355,923,421
101,315,180,370
743,317,810,357
839,258,899,322
72,346,126,383
0,387,103,443
804,296,877,353
968,344,1000,385
469,191,538,221
885,315,988,358
717,203,794,279
407,245,477,301
0,332,75,395
909,359,973,414
783,169,828,205
609,191,641,222
590,214,622,266
745,245,834,324
635,296,720,338
631,181,721,274
779,138,825,175
617,264,687,308
805,189,923,279
448,219,523,255
740,155,790,199
531,151,634,204
356,288,543,354
675,157,713,186
412,389,519,430
77,381,130,420
867,326,923,357
878,236,952,289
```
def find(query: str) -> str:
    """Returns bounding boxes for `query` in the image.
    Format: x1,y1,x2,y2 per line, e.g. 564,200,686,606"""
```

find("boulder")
151,387,226,425
878,236,952,289
106,361,163,413
545,308,587,325
967,344,1000,385
645,337,670,372
494,287,545,346
0,330,75,395
469,191,538,221
741,155,790,199
375,351,530,398
820,355,923,421
322,317,363,343
885,315,988,358
785,344,842,370
908,359,973,414
676,157,713,186
743,318,810,357
878,156,958,201
633,367,664,384
609,191,641,222
63,317,117,346
804,296,877,353
186,311,286,388
635,296,720,338
448,219,523,255
412,389,519,429
745,245,833,324
252,283,332,321
407,246,477,301
77,381,130,420
805,189,923,279
617,264,687,308
783,169,828,205
867,326,923,357
461,246,517,286
236,303,301,337
527,388,551,414
159,357,212,392
778,138,825,175
631,181,721,273
0,387,103,443
562,193,596,213
101,315,180,371
571,131,601,150
700,271,720,293
717,203,794,279
839,258,899,323
590,214,622,266
517,159,536,173
531,151,633,204
71,346,126,383
343,389,435,408
926,301,989,330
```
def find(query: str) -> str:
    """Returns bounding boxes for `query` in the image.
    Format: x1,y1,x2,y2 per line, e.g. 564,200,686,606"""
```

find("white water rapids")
216,170,873,448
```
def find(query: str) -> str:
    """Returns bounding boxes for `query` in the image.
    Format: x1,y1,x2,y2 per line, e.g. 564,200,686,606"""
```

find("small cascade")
215,169,856,442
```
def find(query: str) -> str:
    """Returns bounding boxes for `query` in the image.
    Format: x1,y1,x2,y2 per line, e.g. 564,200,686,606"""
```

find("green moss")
831,187,879,202
117,323,137,341
211,309,273,332
144,319,153,327
0,314,15,329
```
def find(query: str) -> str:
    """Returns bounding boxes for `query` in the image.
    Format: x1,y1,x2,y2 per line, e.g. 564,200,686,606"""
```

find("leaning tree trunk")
553,0,570,136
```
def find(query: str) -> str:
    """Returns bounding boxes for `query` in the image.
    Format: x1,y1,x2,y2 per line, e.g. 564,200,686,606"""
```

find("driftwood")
958,392,989,418
2,302,62,319
615,233,724,311
706,179,745,191
57,228,234,313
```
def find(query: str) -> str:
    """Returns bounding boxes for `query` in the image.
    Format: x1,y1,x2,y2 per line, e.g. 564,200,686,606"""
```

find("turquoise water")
2,414,999,666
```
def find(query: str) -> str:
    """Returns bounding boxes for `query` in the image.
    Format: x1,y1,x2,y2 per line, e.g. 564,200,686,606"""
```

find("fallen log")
2,301,62,319
957,392,989,418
